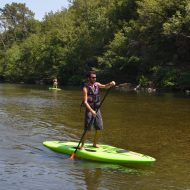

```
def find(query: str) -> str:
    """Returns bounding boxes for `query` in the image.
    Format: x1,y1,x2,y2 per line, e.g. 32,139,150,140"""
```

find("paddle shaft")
72,87,112,155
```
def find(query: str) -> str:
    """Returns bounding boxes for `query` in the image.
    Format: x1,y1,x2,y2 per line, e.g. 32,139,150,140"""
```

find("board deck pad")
43,141,156,164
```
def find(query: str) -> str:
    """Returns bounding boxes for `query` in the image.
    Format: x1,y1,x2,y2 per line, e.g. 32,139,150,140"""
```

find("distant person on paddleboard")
81,71,115,150
53,78,58,88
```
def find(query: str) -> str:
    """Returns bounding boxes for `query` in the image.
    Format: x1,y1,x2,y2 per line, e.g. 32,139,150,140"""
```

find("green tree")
0,3,35,46
3,43,21,80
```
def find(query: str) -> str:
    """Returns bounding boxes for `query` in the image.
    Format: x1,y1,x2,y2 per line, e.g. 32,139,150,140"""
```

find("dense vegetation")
0,0,190,90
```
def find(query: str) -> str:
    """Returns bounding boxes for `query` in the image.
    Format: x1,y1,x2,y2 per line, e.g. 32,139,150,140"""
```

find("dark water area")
0,84,189,190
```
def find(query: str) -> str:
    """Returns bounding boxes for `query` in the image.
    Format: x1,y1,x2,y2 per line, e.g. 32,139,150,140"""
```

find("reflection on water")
0,84,190,190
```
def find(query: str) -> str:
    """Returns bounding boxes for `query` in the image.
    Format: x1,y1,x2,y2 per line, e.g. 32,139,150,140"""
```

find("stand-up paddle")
69,87,112,160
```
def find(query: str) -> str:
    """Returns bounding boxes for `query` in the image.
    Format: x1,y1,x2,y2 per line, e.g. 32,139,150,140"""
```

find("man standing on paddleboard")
80,71,115,150
53,78,58,88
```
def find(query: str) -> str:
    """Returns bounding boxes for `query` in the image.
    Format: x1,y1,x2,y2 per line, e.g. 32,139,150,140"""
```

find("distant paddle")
69,87,112,160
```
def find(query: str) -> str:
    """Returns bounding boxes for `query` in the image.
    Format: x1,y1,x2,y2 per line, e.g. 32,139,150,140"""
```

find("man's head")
87,71,96,84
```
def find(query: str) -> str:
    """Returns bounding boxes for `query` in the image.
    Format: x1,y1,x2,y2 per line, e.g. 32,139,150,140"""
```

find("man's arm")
83,87,96,117
97,81,116,89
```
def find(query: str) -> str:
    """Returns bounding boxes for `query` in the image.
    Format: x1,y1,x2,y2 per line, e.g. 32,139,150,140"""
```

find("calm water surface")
0,84,189,190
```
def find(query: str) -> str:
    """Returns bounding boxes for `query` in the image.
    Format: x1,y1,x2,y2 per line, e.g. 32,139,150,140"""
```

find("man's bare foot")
80,146,85,150
93,144,100,148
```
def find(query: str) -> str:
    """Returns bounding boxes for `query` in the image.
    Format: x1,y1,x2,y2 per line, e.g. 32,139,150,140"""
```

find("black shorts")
84,110,103,130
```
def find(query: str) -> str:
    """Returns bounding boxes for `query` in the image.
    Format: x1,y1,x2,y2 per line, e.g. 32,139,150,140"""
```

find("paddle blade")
68,152,75,160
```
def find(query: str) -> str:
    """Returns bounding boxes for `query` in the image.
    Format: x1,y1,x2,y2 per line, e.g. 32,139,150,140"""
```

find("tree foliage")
0,0,189,89
0,3,35,48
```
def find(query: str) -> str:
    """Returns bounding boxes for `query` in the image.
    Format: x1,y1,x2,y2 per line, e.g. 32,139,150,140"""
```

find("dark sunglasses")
90,77,96,79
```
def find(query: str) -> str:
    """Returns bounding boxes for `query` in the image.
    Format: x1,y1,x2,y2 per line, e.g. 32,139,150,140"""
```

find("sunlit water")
0,84,189,190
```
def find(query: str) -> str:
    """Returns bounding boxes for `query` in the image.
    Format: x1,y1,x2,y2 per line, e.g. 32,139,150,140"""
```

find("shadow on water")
74,159,154,175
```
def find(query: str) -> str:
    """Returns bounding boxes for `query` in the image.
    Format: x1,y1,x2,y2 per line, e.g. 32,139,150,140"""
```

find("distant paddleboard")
43,141,156,164
48,87,61,91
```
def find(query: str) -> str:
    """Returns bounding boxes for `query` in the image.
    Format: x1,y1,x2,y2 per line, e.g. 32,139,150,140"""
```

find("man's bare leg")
93,130,101,148
80,132,88,150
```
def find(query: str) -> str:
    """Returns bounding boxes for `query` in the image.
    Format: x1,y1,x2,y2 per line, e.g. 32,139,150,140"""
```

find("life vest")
81,82,100,110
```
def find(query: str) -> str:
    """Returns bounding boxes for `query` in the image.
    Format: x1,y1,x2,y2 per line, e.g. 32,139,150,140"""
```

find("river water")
0,84,189,190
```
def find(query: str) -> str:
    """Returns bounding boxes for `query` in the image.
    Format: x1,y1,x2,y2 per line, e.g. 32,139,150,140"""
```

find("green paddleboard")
48,87,61,91
43,141,156,164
